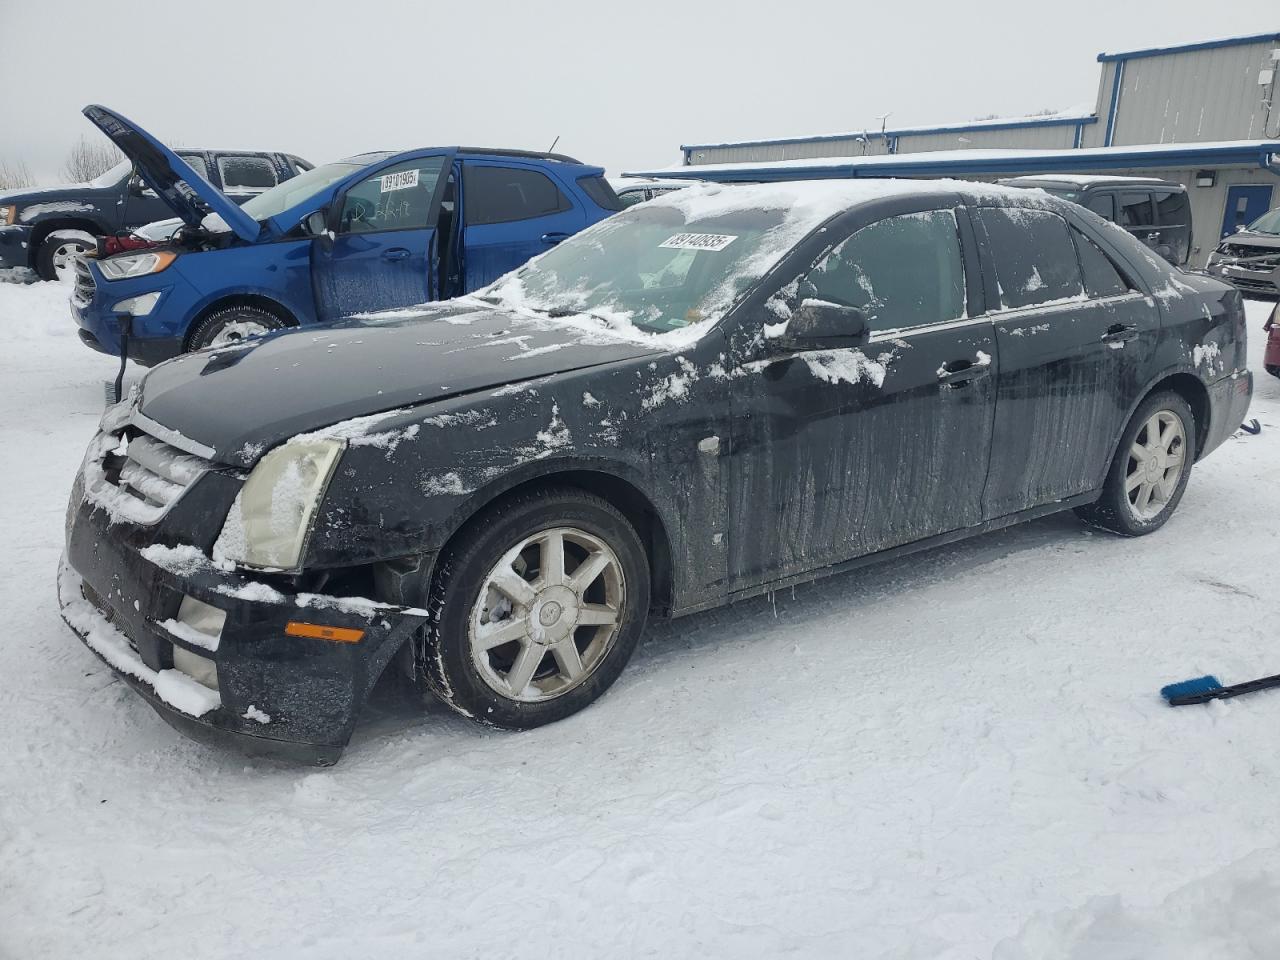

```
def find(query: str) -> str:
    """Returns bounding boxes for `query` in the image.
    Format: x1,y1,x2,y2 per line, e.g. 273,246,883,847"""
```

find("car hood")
136,302,664,465
0,184,114,207
1220,230,1280,252
82,104,260,243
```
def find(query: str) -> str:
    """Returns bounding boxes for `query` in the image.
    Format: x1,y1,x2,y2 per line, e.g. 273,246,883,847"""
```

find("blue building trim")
679,115,1097,154
1103,60,1125,147
625,141,1280,183
1098,31,1280,63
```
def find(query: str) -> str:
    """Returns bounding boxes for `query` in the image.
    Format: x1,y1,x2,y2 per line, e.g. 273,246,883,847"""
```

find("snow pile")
995,849,1280,959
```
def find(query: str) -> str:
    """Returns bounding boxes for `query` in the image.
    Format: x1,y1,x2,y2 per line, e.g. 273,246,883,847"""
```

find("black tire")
1075,390,1196,536
420,486,650,730
1266,364,1280,380
186,303,287,351
36,233,95,282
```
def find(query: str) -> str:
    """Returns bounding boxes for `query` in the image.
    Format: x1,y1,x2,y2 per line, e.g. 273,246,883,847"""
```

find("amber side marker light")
285,621,364,644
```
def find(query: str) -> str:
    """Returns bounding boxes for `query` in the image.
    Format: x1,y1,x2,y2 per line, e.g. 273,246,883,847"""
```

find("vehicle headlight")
0,204,15,226
98,250,176,281
215,439,344,570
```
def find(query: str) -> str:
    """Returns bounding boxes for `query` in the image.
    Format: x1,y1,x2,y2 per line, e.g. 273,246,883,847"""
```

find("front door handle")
540,232,570,245
1101,323,1139,344
937,352,992,387
382,247,410,262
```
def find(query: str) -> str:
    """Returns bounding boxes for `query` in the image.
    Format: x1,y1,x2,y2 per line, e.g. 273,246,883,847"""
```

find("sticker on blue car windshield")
381,169,420,193
660,233,738,251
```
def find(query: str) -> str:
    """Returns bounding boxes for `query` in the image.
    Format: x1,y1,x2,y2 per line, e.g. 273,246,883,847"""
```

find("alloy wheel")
469,527,625,702
52,242,90,283
1124,410,1186,521
208,319,271,346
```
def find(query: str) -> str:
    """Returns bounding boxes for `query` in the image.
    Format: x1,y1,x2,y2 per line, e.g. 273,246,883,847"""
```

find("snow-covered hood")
1219,230,1280,252
82,104,260,243
134,303,664,465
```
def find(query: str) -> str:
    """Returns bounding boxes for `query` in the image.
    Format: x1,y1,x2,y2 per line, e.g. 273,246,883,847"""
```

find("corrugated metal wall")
685,138,891,165
896,123,1079,153
1107,41,1280,145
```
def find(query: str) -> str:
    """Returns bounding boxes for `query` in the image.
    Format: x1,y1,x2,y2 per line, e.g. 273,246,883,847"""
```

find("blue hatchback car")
72,105,623,364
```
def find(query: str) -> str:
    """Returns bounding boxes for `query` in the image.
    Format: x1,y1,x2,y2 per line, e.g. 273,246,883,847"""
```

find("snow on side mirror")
774,299,869,351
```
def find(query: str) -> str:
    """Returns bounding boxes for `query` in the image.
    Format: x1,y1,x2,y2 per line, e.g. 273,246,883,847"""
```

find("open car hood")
136,303,663,465
82,104,261,243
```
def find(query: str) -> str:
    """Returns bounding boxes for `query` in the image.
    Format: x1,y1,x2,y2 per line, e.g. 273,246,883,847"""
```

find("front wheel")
420,487,650,729
186,304,287,351
1075,391,1196,536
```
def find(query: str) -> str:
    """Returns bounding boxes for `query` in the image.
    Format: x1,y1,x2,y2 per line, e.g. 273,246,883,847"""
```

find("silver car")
1207,207,1280,297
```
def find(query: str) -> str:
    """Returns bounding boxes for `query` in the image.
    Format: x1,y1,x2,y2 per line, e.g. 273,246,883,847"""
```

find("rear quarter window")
577,175,623,212
979,207,1084,309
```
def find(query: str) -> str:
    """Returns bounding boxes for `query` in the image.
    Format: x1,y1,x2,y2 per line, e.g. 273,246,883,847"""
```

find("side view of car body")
1001,175,1192,267
0,146,309,281
59,179,1251,763
1206,206,1280,298
70,105,623,364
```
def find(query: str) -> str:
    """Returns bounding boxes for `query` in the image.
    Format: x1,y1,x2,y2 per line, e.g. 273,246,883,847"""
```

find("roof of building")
1001,174,1175,187
1097,30,1280,63
626,140,1280,182
679,107,1097,154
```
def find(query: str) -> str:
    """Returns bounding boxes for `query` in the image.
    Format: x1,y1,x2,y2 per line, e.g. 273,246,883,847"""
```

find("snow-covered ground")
1,277,1278,959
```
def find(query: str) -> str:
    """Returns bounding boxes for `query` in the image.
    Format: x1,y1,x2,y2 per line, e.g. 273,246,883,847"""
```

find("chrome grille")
72,256,95,305
112,432,212,510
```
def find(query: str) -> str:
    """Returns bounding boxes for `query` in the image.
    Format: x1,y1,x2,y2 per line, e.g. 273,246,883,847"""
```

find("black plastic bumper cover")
60,494,428,765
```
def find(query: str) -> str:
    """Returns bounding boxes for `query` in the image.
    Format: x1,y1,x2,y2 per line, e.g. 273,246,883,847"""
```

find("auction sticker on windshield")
660,233,738,251
381,169,420,193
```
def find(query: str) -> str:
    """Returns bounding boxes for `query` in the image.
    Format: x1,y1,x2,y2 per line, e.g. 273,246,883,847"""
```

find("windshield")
89,158,131,188
481,202,794,336
240,161,362,221
1247,208,1280,235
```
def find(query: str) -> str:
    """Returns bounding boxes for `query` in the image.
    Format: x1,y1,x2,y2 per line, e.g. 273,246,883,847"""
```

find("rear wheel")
1075,391,1196,536
420,487,650,729
36,232,96,282
186,304,287,351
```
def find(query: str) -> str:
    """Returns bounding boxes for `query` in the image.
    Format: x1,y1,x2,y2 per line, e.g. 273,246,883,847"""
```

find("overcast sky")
1,0,1276,182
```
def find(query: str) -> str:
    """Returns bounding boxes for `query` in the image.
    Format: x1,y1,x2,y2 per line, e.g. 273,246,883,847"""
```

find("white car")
608,176,694,208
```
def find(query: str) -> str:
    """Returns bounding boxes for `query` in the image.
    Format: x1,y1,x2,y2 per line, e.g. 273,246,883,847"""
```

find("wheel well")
1145,373,1210,458
185,295,298,350
447,470,675,616
29,219,102,262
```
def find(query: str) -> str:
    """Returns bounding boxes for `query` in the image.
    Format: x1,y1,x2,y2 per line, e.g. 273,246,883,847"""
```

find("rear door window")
1153,190,1189,226
218,155,278,196
337,157,446,234
979,207,1084,309
1085,193,1115,221
464,166,572,225
799,209,967,333
1117,192,1156,228
1071,227,1131,299
178,153,210,182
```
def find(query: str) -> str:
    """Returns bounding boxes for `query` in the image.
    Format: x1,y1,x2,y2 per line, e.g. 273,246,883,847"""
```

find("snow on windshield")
89,158,132,188
479,179,1031,348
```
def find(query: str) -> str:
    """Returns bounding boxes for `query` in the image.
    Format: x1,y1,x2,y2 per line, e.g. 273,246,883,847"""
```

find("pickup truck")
0,147,309,281
71,105,623,364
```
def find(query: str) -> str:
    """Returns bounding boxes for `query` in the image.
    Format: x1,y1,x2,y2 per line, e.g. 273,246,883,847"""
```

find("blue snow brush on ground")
1161,672,1280,706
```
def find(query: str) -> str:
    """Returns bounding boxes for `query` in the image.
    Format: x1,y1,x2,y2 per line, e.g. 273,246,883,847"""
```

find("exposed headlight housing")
98,250,176,281
0,204,15,226
215,439,344,570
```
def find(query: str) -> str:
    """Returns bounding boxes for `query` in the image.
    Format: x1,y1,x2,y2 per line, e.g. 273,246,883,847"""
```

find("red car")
1267,302,1280,378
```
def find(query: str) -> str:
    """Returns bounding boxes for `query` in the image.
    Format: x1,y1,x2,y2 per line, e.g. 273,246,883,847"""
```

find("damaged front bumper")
59,463,428,765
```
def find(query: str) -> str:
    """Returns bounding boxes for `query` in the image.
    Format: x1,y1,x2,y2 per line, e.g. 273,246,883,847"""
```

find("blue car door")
460,160,589,290
312,151,453,322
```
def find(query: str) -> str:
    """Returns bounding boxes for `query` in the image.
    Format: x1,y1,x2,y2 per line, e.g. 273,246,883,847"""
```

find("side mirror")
305,209,328,236
772,299,869,351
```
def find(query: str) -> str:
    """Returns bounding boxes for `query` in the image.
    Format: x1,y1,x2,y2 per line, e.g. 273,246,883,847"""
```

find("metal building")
657,32,1280,266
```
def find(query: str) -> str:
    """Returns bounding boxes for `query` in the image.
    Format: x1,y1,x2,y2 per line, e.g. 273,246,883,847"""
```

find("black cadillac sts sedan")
60,180,1252,763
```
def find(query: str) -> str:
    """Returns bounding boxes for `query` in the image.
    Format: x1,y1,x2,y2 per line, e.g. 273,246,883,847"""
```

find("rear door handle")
936,352,992,387
1101,323,1139,344
541,232,570,245
382,247,410,262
